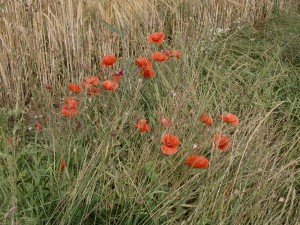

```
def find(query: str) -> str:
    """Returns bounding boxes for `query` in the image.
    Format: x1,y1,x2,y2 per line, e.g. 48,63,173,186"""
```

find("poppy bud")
60,158,66,171
35,123,42,132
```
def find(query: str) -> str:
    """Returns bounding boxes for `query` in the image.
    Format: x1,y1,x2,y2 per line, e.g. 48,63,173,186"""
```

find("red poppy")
61,97,78,117
140,67,155,78
185,155,209,168
35,123,42,132
220,113,239,126
161,134,180,148
61,107,77,117
60,157,66,171
200,113,213,125
82,76,100,95
63,97,78,109
135,58,153,68
82,76,99,87
134,119,151,132
147,32,165,44
151,52,168,62
212,134,230,150
161,117,172,127
102,80,119,91
165,50,181,58
161,145,178,155
68,83,81,93
101,55,116,67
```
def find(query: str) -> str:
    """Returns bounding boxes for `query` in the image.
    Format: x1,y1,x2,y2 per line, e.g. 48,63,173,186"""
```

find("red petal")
161,145,178,155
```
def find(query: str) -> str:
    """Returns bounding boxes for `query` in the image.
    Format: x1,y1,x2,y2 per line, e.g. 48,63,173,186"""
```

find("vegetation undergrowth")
0,7,300,225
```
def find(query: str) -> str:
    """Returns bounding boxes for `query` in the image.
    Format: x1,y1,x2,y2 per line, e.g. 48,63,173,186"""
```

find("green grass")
1,11,300,225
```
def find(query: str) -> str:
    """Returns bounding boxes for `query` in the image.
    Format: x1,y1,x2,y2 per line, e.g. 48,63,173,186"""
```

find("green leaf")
150,171,159,182
99,19,124,38
144,161,154,172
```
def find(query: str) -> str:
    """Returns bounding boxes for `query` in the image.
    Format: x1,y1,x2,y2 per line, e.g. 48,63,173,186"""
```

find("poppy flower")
101,55,116,67
82,76,100,95
151,52,168,62
140,67,155,78
82,76,99,87
161,134,180,148
61,107,77,117
185,155,209,168
102,80,119,91
161,117,172,127
35,123,42,132
134,119,151,132
63,97,78,109
212,134,230,150
112,69,123,82
68,83,81,93
61,97,78,117
60,157,66,171
165,50,181,58
147,32,165,44
135,58,153,68
161,145,178,155
200,113,213,125
220,113,239,126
